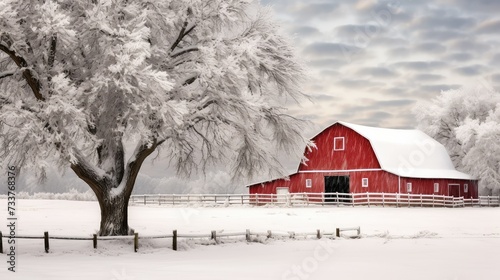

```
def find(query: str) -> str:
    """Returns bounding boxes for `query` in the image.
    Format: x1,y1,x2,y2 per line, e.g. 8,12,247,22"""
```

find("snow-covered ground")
1,199,499,280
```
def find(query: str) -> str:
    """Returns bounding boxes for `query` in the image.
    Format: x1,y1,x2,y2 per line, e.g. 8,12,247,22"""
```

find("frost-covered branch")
0,44,43,101
0,69,14,79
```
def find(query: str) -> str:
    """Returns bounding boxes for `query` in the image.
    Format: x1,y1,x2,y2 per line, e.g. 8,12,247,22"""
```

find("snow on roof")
337,121,474,180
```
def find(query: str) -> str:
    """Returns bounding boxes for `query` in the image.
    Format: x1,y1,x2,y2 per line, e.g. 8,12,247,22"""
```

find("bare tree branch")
0,44,44,101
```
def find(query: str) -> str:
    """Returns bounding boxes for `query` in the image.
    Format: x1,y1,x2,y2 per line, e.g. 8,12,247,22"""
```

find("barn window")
305,179,312,188
362,178,368,188
434,183,439,193
406,182,412,193
333,137,345,151
464,184,468,193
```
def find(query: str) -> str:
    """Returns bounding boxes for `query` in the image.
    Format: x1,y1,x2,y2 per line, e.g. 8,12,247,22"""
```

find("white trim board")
299,169,383,173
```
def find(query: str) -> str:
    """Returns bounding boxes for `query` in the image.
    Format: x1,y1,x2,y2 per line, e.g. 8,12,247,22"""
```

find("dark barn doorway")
324,176,350,203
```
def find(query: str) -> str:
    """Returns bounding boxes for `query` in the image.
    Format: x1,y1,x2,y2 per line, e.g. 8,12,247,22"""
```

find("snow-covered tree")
0,0,310,235
414,84,500,195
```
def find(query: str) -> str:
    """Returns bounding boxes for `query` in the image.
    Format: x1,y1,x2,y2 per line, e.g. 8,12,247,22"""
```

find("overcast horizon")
3,0,500,193
265,0,500,129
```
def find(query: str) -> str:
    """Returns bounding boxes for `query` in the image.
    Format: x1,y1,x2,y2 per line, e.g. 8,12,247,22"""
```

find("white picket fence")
130,192,500,208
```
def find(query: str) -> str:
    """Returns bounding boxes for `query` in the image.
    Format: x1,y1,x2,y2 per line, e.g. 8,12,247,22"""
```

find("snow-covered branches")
0,0,308,187
414,85,500,195
0,0,309,235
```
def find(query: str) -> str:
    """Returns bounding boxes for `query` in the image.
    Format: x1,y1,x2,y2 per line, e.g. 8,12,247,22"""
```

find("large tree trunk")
71,140,159,236
97,192,132,236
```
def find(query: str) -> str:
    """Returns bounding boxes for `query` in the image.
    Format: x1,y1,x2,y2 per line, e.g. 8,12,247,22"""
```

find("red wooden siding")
248,122,479,199
299,123,380,171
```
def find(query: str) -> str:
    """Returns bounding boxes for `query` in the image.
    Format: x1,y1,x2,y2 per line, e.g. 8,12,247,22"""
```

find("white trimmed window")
362,178,369,188
464,184,468,193
434,183,439,193
305,179,312,188
334,137,345,151
406,182,412,193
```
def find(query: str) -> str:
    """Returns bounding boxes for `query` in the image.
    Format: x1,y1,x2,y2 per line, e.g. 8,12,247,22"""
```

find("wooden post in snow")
44,231,49,253
134,233,139,252
246,229,251,242
0,231,3,254
173,230,178,251
316,229,321,239
93,234,97,249
335,228,340,238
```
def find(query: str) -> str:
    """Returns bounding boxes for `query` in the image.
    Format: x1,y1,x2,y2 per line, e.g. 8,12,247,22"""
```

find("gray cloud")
476,19,500,34
356,67,398,78
388,47,411,57
453,64,486,76
412,15,476,30
491,54,500,65
413,73,445,82
370,36,408,47
303,42,363,59
445,52,474,62
290,26,321,37
417,30,464,41
308,58,348,68
336,78,384,89
292,2,340,20
392,61,448,71
414,42,447,53
312,94,336,102
451,0,500,14
449,39,491,53
419,84,462,93
334,24,388,40
371,99,416,107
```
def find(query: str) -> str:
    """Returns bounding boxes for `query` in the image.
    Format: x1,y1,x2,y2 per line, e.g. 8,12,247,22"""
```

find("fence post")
211,230,218,244
336,228,340,237
93,234,97,249
134,233,139,252
316,229,321,239
367,192,370,207
382,193,385,207
173,230,177,251
44,231,50,253
267,230,272,239
0,231,3,254
246,229,251,242
420,194,423,207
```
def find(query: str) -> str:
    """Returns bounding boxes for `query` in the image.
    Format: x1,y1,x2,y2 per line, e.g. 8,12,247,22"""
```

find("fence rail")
130,192,500,208
0,227,359,253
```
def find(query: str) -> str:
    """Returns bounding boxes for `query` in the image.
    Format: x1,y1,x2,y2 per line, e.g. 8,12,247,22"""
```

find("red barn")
248,121,478,198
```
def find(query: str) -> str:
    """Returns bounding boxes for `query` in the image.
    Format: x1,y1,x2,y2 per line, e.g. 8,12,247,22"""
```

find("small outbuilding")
248,121,478,198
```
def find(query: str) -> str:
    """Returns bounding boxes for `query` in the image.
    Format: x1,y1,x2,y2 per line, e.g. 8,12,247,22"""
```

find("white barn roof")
337,121,474,180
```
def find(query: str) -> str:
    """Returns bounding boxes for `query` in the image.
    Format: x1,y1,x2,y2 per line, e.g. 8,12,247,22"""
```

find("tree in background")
414,84,500,195
0,0,310,235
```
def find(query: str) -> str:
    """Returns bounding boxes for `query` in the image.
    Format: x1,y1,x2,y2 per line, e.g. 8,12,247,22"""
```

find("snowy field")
0,199,499,280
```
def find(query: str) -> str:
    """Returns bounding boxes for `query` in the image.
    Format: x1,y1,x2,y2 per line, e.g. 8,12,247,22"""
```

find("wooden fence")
0,227,360,253
130,192,500,208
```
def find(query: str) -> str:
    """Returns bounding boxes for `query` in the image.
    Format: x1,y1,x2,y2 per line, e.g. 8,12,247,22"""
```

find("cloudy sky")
262,0,500,129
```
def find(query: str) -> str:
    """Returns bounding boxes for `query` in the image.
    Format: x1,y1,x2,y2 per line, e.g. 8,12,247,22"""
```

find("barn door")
324,176,350,203
276,187,290,204
448,184,460,197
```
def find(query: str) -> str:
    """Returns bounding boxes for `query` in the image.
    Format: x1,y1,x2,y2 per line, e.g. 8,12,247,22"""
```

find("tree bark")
71,139,160,236
98,192,132,236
